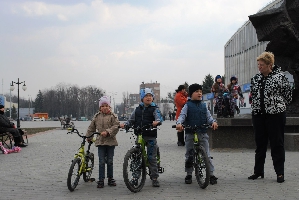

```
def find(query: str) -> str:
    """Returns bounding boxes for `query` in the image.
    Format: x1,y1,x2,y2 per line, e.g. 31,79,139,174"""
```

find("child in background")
120,88,163,187
176,84,219,185
174,85,188,146
86,96,120,188
227,76,244,117
211,75,227,117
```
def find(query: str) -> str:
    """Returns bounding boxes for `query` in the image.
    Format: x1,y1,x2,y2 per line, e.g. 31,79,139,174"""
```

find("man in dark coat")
0,105,27,147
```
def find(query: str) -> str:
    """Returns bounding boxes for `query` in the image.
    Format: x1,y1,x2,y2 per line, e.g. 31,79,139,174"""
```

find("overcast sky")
1,0,272,104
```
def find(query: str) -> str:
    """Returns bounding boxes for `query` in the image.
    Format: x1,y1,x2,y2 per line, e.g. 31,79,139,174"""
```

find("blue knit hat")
140,88,154,101
215,75,222,82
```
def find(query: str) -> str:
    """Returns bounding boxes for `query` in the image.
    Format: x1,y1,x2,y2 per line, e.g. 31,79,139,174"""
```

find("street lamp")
28,95,31,120
93,100,98,115
10,78,27,128
9,82,13,119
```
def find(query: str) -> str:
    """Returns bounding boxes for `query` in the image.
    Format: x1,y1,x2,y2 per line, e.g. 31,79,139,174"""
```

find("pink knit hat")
99,96,111,107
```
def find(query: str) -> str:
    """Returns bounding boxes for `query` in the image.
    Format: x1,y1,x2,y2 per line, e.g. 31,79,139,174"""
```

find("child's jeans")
185,133,215,175
143,136,159,179
98,145,115,180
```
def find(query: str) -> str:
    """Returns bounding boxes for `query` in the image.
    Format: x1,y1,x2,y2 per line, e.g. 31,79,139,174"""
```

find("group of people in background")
168,110,176,121
211,74,244,118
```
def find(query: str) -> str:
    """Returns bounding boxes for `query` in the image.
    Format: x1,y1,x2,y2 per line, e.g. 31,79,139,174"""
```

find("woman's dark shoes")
248,173,264,180
277,175,284,183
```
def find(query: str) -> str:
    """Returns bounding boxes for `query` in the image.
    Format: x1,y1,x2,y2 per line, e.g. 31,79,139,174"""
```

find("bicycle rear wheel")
67,158,82,191
194,145,211,189
123,148,146,193
83,153,94,182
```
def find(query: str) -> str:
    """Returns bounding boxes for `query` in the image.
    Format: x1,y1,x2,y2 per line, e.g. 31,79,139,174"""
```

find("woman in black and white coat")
248,52,292,183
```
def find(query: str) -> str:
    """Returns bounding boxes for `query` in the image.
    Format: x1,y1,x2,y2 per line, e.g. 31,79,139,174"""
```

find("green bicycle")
122,123,164,193
67,128,99,192
172,124,211,189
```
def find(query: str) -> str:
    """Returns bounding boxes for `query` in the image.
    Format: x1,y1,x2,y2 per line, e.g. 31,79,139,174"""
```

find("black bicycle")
172,124,211,189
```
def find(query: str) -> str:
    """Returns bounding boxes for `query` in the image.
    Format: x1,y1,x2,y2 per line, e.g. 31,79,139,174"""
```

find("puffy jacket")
126,102,163,138
0,112,14,132
174,91,188,120
184,100,208,134
250,65,292,115
86,111,119,146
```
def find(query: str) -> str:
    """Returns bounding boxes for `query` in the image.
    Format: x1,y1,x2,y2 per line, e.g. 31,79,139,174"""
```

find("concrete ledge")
284,133,299,151
207,117,299,151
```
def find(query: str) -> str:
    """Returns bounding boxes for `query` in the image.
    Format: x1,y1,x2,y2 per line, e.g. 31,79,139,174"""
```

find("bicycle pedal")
158,167,164,173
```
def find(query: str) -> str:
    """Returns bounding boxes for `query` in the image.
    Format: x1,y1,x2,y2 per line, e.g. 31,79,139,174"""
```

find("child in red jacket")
174,85,188,146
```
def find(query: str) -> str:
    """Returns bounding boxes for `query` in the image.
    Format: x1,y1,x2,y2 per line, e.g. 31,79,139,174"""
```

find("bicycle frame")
126,124,162,171
172,124,211,188
68,129,96,175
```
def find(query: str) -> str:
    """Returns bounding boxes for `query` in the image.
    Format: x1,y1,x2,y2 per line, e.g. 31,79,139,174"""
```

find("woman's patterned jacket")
250,65,292,115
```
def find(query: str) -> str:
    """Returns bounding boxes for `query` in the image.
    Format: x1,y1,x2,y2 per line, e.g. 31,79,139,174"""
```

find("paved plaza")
1,120,299,200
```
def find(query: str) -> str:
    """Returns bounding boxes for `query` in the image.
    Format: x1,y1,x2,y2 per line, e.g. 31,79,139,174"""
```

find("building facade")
224,0,285,114
224,0,284,91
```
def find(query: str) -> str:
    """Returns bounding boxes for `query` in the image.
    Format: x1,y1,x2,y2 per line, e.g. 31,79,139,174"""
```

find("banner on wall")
0,95,5,107
243,83,251,92
206,93,214,100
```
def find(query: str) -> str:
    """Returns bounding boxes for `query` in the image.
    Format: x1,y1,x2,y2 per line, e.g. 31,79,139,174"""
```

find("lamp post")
28,95,31,120
10,78,27,128
93,100,98,115
9,82,13,118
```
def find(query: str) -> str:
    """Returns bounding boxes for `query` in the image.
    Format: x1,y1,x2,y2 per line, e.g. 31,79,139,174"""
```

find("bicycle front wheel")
83,153,94,182
194,146,211,189
123,148,146,193
67,158,82,191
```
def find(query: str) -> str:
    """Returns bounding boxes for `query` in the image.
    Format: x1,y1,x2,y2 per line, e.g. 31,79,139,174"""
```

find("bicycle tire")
83,153,94,182
123,148,146,193
67,158,82,191
194,145,211,189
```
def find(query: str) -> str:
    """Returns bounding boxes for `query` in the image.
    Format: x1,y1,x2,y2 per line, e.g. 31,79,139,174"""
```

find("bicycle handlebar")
171,124,212,129
123,122,162,132
67,128,100,139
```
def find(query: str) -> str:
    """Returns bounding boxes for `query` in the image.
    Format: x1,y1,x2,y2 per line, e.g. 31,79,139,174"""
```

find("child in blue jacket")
120,88,163,187
176,84,218,185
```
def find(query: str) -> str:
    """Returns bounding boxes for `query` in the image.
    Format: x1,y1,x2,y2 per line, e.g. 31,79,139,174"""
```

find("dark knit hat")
0,105,4,109
230,76,237,82
188,84,202,97
215,75,222,82
175,85,185,92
